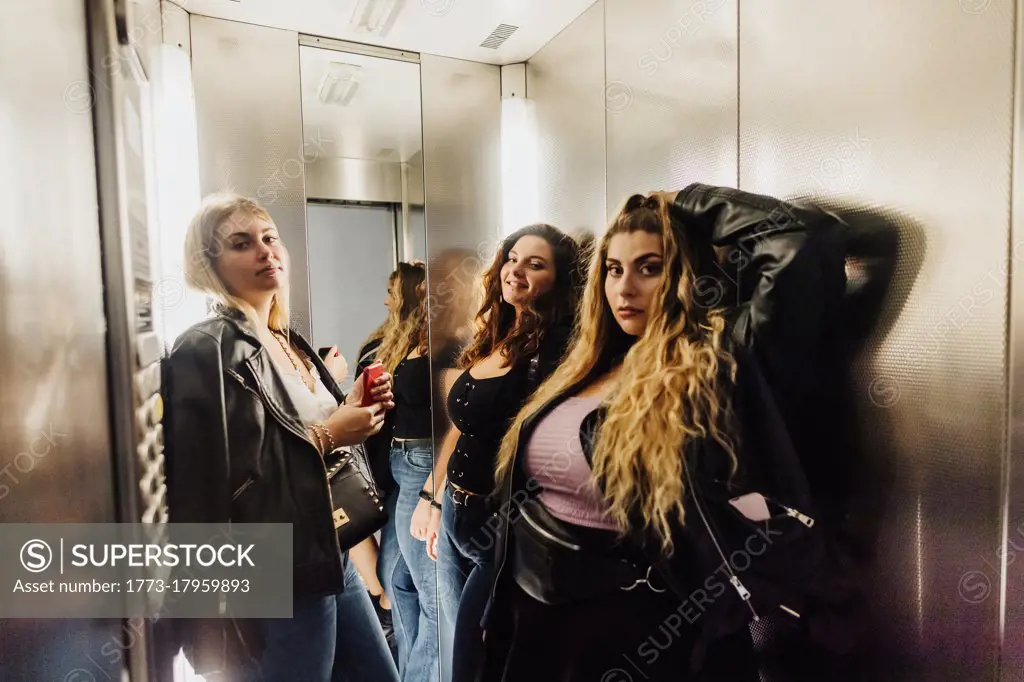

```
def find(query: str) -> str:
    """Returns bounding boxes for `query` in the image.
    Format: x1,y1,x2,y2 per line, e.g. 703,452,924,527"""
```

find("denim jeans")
239,553,399,682
379,487,416,675
381,442,441,682
437,488,496,682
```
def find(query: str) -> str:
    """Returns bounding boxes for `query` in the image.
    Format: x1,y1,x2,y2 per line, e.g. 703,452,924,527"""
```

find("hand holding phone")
361,362,385,407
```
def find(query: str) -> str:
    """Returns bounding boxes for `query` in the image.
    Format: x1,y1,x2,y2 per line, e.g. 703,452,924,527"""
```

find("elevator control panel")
135,330,167,535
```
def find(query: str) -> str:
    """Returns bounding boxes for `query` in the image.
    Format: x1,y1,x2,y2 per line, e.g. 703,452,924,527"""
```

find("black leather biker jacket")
162,308,346,597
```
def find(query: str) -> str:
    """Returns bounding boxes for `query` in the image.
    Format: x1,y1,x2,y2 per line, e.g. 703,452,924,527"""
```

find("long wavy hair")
371,262,428,375
183,192,290,332
459,224,581,369
494,194,737,553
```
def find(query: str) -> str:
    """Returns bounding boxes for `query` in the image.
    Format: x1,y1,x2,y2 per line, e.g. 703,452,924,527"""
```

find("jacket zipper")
232,364,344,562
770,499,815,528
232,476,255,501
689,473,760,622
716,478,817,529
516,501,582,550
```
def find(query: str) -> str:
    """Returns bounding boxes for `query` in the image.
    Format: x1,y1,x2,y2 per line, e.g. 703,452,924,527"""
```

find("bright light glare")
150,44,205,348
501,97,539,236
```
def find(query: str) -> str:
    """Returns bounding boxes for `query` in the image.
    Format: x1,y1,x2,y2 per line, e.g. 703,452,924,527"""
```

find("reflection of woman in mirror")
426,225,581,682
475,188,847,681
164,193,400,682
354,261,427,659
371,262,454,682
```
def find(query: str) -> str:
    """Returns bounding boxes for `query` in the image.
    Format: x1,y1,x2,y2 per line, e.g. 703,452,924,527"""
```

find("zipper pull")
730,575,752,601
784,506,815,528
730,576,760,621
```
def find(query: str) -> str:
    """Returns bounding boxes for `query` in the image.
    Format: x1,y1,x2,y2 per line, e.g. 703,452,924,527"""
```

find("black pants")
479,580,759,682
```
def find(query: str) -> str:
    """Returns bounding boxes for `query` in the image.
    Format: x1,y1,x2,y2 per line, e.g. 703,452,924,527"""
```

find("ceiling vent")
480,24,518,50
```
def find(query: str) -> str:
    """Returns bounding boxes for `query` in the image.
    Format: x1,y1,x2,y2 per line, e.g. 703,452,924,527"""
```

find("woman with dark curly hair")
422,224,581,682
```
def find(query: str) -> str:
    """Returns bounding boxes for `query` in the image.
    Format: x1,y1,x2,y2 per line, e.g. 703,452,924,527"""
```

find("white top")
279,364,338,426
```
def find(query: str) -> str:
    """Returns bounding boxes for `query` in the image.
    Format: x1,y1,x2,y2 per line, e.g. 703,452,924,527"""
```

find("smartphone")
728,492,771,522
318,347,333,361
361,363,384,407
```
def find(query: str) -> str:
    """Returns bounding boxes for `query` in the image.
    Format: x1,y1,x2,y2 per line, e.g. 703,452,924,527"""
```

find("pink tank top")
522,395,619,531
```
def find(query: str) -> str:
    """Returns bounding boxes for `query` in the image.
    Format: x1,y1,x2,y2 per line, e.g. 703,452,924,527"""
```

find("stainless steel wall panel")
0,1,122,679
420,52,501,382
190,16,312,336
420,55,501,258
305,157,404,203
604,0,738,217
528,0,607,237
419,61,500,680
1004,0,1024,677
739,1,1014,679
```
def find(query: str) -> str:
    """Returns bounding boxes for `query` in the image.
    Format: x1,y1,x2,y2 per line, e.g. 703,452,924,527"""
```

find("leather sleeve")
163,328,232,524
672,183,848,408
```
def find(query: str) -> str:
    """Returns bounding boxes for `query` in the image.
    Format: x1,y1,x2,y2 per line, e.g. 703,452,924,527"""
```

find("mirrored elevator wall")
527,0,1018,680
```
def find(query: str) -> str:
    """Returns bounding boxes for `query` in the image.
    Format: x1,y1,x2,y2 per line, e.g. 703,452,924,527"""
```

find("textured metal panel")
604,0,738,217
190,16,313,337
1005,1,1024,677
0,1,123,680
740,2,1014,680
420,54,501,258
528,0,607,236
305,157,404,203
420,57,500,678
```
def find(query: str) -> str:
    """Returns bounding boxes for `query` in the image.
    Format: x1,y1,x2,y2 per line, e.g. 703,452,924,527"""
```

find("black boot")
369,592,396,659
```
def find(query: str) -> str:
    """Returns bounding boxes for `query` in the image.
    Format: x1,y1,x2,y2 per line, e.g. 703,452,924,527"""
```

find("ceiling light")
350,0,405,37
318,61,362,106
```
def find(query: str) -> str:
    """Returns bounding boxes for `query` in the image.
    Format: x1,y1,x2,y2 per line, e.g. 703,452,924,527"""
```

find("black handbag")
325,443,388,551
509,496,653,605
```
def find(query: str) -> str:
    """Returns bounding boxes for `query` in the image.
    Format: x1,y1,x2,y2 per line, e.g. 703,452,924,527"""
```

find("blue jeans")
381,442,441,682
241,553,399,682
379,488,416,675
437,488,495,682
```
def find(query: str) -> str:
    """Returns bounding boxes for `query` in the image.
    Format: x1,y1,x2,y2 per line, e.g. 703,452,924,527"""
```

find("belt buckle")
620,565,666,594
452,487,471,506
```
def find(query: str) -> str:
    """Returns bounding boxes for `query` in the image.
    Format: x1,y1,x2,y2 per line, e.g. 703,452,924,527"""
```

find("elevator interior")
3,0,1024,680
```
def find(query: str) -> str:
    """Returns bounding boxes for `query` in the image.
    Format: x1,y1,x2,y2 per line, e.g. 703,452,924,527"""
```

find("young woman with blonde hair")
476,185,848,681
164,192,400,682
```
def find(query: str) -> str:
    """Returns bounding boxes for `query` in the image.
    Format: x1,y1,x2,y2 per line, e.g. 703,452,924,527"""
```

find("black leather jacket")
162,308,347,597
481,183,850,667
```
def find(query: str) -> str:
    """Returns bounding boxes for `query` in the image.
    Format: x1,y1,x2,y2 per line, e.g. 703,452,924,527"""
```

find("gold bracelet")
308,425,325,455
313,422,336,454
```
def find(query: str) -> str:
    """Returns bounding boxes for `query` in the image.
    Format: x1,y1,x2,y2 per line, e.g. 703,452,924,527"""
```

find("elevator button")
150,393,163,424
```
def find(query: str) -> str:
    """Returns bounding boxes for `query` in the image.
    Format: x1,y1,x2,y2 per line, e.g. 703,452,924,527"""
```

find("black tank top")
445,362,531,495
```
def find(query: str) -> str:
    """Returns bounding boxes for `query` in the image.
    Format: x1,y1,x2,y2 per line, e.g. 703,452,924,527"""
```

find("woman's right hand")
325,402,386,446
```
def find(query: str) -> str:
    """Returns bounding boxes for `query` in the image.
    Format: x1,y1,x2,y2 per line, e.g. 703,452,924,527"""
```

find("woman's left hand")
371,370,395,409
425,507,442,561
345,364,395,409
410,497,432,542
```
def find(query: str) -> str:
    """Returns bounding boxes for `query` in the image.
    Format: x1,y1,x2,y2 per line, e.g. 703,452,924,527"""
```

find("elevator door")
307,202,397,390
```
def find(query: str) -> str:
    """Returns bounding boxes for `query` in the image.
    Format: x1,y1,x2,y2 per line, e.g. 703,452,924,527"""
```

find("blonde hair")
494,193,737,553
183,192,290,331
369,262,428,375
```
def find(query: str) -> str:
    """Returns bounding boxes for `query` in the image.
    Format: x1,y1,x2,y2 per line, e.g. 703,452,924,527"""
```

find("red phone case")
361,364,384,407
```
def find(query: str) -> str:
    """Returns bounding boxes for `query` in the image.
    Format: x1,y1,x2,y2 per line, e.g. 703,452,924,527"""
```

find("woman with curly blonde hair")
475,185,849,681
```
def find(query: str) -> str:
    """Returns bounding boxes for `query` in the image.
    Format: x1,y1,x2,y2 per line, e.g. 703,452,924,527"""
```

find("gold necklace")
271,331,314,393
